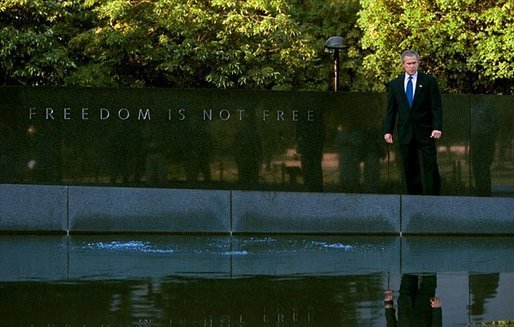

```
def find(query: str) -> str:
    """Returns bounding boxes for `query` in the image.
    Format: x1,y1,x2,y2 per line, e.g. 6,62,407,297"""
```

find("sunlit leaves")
0,26,75,85
1,0,510,93
0,0,360,90
357,0,513,93
69,0,333,89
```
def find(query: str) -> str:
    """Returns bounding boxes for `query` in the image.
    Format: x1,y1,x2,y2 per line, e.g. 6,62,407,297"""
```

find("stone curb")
1,184,513,234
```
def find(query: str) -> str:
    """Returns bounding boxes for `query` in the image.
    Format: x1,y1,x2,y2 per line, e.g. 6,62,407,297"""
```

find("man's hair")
401,50,420,63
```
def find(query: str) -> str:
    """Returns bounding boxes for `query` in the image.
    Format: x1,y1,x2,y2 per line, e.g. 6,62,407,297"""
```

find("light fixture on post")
324,36,346,92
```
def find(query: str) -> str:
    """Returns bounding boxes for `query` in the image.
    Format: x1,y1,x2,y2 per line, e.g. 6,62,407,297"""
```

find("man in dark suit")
384,50,442,195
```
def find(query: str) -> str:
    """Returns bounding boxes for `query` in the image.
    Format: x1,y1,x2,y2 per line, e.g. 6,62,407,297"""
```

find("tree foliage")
1,0,512,94
1,0,360,90
0,0,77,85
357,0,513,93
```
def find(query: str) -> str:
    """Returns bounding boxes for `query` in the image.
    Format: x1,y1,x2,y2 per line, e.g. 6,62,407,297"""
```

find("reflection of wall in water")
0,275,385,326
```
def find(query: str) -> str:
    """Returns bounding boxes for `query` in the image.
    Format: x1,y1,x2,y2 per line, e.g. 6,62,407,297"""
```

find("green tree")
2,0,512,93
64,0,324,89
0,0,77,85
357,0,513,94
66,0,361,90
1,0,361,90
290,0,362,91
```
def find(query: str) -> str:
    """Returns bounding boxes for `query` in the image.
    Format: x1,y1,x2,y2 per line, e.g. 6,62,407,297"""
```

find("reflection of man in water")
470,98,498,197
384,274,442,327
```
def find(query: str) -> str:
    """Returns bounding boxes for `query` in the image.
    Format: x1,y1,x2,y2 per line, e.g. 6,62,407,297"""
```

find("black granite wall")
1,87,512,197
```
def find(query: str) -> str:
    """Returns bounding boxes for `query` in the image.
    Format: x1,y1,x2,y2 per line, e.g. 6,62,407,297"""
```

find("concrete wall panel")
0,184,67,232
68,186,230,233
402,195,514,234
232,191,400,234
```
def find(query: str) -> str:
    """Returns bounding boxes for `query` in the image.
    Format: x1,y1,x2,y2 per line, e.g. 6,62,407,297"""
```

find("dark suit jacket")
384,72,443,145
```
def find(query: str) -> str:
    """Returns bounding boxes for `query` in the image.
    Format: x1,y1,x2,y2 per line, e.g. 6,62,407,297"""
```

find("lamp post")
324,36,346,92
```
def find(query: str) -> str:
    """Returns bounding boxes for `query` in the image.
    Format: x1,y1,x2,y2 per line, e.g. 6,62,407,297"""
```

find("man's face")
402,55,419,75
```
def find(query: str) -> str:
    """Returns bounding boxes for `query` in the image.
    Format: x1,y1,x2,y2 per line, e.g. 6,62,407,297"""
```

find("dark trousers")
399,140,441,195
398,274,437,326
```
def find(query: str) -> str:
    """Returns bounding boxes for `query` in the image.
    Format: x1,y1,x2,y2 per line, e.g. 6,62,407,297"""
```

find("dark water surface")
1,235,514,326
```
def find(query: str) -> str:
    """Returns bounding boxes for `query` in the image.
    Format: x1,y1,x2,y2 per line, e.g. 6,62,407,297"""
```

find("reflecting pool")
1,235,514,326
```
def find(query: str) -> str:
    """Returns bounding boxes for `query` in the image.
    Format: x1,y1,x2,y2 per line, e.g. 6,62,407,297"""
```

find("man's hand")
384,290,394,308
384,290,393,301
430,297,442,308
430,130,442,139
384,133,394,144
